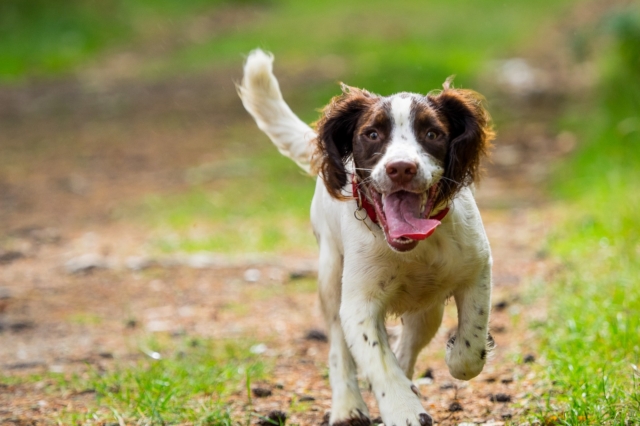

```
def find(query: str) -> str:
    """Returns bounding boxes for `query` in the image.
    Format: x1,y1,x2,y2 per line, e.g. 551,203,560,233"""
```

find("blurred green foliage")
541,6,640,424
0,0,239,80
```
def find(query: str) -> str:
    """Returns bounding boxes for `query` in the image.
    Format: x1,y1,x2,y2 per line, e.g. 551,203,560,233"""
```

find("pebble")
448,401,463,412
298,395,315,402
244,268,261,282
64,253,107,274
125,256,154,271
490,393,512,403
523,353,536,363
252,387,272,398
250,343,268,354
0,251,24,265
257,410,287,426
304,329,328,342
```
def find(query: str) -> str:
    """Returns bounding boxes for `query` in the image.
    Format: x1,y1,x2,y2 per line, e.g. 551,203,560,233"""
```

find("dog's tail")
237,49,317,175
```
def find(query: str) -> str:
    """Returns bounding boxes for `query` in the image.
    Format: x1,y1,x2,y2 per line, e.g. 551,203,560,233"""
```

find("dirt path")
0,50,573,424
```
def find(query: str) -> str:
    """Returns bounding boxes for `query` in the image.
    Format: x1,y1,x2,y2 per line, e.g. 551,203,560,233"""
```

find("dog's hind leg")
318,242,370,425
393,304,445,379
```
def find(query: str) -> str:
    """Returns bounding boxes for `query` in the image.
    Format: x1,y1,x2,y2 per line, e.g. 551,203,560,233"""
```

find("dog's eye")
426,131,438,140
367,131,379,141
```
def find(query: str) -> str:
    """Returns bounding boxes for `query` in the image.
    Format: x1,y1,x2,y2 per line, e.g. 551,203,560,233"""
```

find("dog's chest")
373,260,454,313
366,237,476,313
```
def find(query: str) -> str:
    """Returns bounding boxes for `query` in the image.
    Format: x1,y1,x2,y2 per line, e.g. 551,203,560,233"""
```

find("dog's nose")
386,160,418,184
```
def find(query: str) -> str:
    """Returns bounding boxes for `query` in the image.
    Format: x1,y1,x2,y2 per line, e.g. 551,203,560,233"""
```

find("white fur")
239,49,493,426
237,49,317,174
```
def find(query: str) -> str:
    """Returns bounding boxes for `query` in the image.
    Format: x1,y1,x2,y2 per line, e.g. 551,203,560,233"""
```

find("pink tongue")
384,192,441,240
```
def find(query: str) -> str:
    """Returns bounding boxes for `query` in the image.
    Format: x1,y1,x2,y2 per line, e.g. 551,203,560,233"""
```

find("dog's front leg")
318,243,370,426
340,277,433,426
445,262,493,380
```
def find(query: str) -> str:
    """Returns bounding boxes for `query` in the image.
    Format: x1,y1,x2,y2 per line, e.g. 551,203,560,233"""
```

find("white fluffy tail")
238,49,317,175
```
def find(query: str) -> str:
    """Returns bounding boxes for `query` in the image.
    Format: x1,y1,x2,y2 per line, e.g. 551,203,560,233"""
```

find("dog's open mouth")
371,187,441,252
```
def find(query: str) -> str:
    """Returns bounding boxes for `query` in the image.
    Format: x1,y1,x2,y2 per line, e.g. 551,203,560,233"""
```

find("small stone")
244,268,261,283
9,321,34,333
64,253,107,274
421,367,434,379
125,256,154,271
298,395,315,402
493,300,509,311
250,343,268,354
490,393,512,403
252,387,272,398
439,382,455,390
523,353,536,363
289,269,316,280
305,329,328,342
0,251,24,265
448,401,463,412
502,413,513,420
257,410,287,426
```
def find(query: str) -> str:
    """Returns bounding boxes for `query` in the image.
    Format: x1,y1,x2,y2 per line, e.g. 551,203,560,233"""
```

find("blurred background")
0,0,639,424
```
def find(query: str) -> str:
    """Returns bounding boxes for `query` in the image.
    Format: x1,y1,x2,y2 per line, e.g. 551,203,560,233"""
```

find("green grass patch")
536,7,640,424
130,128,317,254
0,0,246,81
38,337,265,424
146,0,579,113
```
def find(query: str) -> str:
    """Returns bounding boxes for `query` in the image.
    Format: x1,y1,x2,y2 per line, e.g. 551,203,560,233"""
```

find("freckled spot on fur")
473,334,478,338
378,280,386,290
358,320,364,325
465,339,470,348
476,325,483,330
372,341,378,347
447,335,456,348
480,349,487,360
479,308,485,316
382,392,385,397
363,333,368,342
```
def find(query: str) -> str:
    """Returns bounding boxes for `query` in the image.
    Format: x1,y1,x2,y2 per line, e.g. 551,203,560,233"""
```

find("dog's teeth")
420,192,427,213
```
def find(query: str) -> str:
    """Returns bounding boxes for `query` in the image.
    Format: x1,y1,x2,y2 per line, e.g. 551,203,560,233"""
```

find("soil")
0,15,583,425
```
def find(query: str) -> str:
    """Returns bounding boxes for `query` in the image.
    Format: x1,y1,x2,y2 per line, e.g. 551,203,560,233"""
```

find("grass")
2,337,268,425
534,7,640,424
0,0,243,81
128,127,318,255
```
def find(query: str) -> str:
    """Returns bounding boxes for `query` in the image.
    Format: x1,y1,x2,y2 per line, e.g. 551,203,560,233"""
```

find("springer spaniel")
238,50,495,426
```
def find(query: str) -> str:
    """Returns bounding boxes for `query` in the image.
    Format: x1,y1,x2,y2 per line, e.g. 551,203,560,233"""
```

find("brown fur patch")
313,85,377,200
428,82,495,206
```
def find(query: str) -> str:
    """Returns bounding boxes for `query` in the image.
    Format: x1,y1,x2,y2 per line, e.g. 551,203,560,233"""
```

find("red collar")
351,179,450,226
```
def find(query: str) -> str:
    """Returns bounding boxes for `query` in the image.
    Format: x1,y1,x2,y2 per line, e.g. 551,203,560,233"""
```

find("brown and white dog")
238,49,495,426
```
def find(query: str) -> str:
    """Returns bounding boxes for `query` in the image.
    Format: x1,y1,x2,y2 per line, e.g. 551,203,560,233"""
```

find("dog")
238,49,495,426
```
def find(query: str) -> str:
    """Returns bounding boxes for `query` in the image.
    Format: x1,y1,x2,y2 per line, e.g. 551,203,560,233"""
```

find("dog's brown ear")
429,80,494,205
314,84,376,200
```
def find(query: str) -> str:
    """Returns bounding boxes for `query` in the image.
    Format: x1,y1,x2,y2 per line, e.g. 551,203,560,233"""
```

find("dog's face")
315,81,494,252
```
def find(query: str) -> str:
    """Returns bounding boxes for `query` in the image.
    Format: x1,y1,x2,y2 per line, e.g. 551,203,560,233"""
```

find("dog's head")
314,79,494,252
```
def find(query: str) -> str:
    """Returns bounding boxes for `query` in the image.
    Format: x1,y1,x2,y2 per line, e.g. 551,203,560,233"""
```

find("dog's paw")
380,411,433,426
378,391,432,426
445,334,488,380
326,409,371,426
